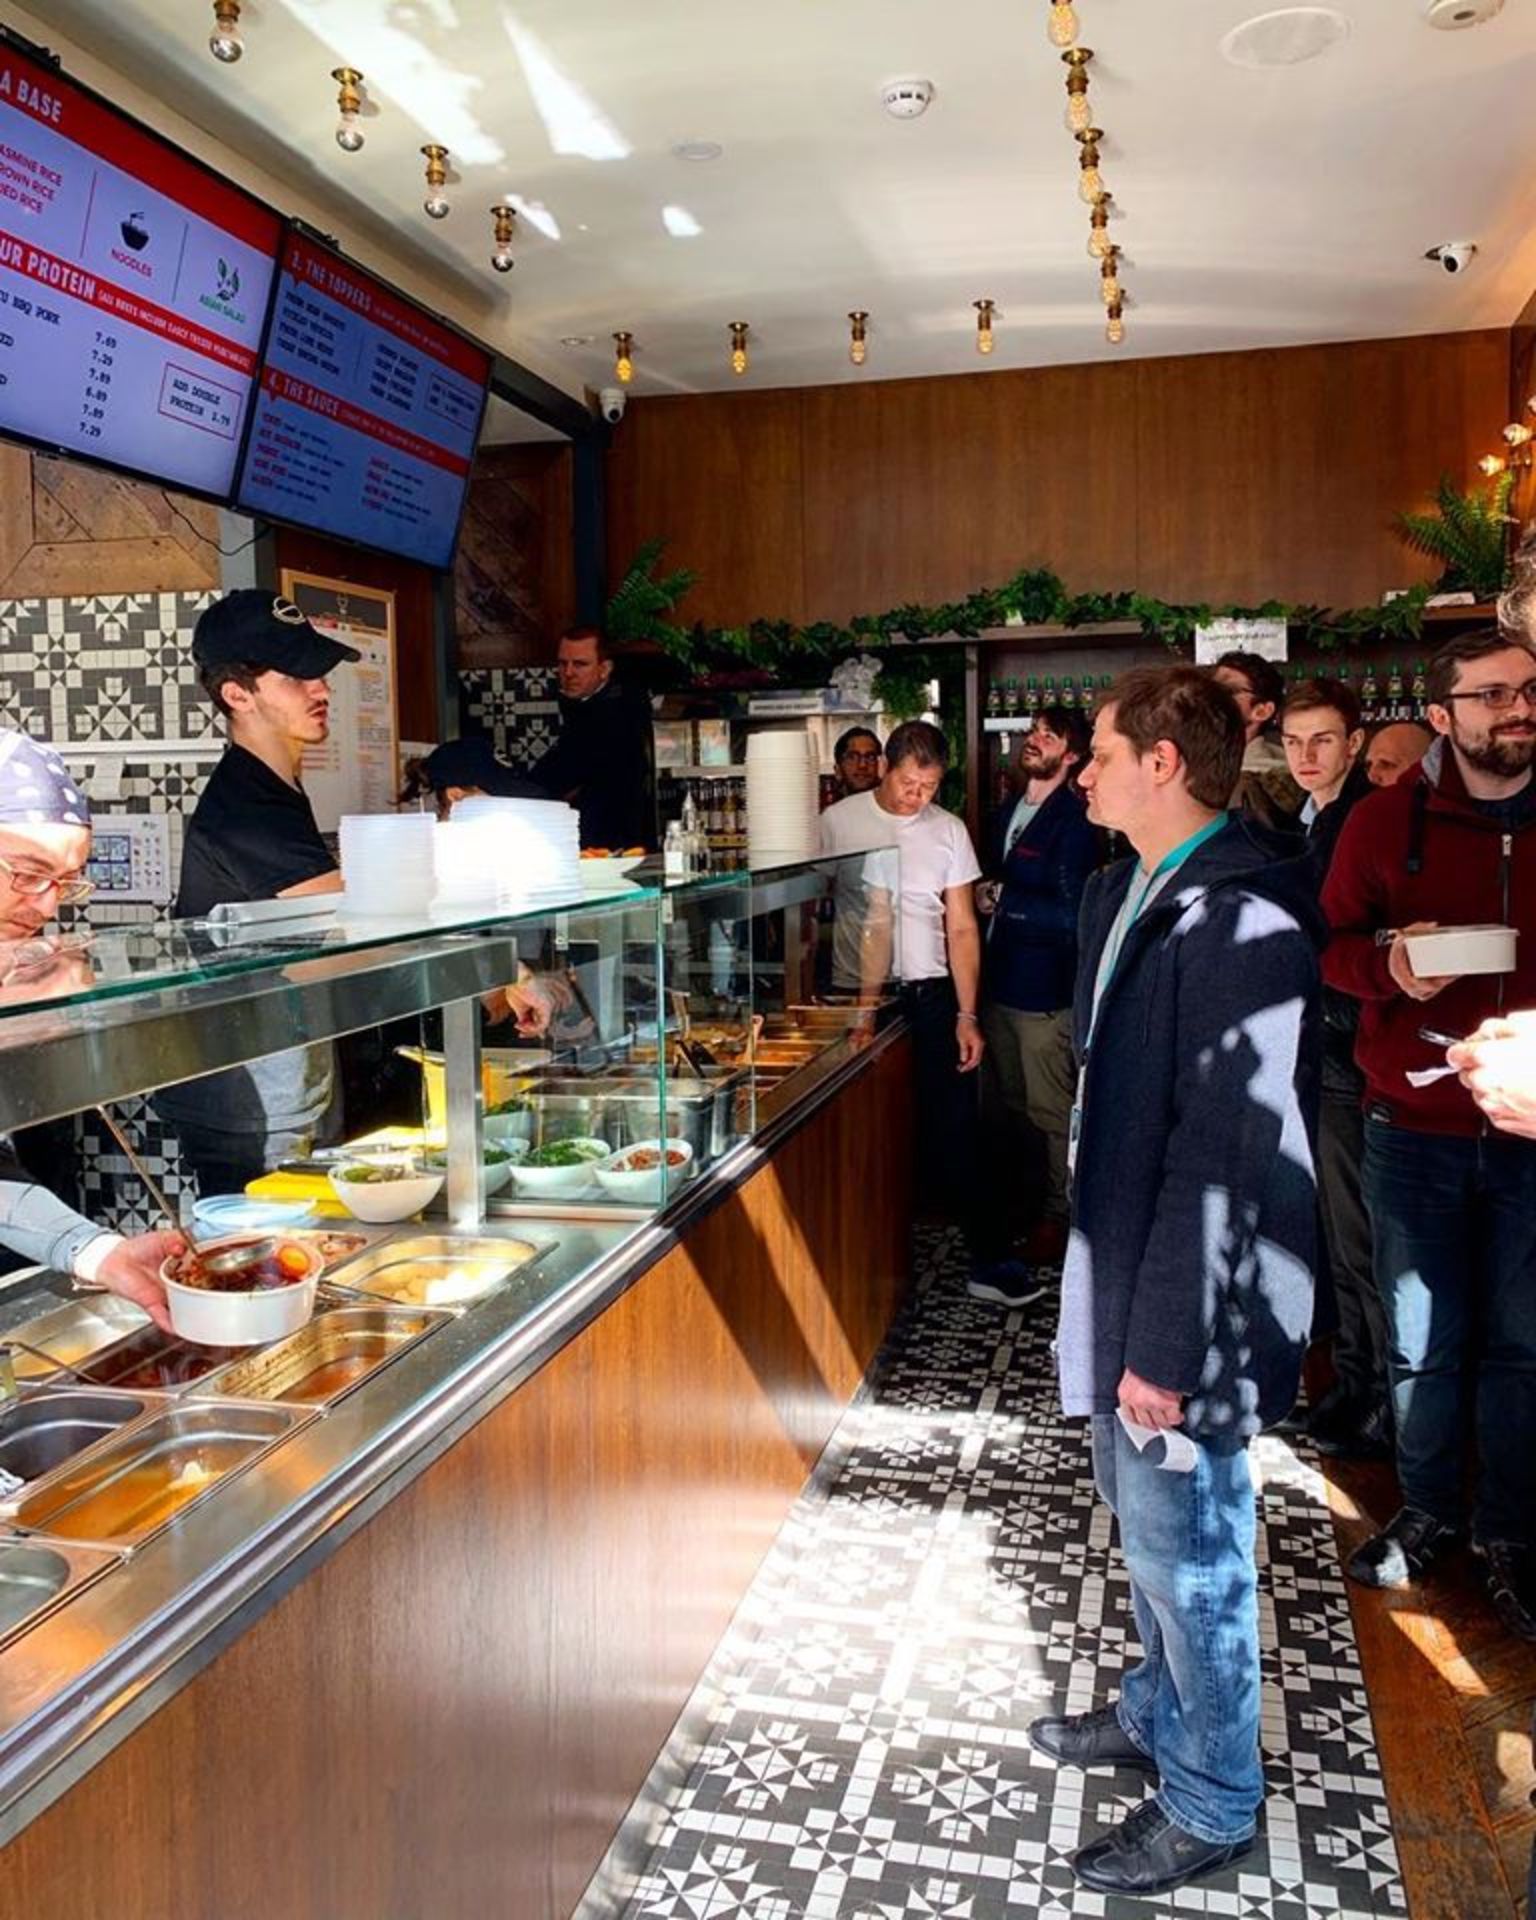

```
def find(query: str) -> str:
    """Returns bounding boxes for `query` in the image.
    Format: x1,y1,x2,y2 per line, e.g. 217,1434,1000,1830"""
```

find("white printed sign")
1193,617,1289,665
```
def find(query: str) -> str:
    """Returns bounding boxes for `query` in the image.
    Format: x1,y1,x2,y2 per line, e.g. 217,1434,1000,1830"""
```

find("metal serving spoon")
94,1106,274,1277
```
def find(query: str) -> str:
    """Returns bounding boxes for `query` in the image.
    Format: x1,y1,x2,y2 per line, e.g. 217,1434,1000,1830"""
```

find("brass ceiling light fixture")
1087,191,1113,259
1479,452,1507,476
1062,48,1094,134
613,331,635,383
848,310,869,367
1502,421,1534,448
489,202,517,273
209,0,243,63
1105,300,1125,347
729,320,750,376
973,298,996,356
1099,245,1122,307
421,144,451,219
332,67,365,151
1047,1,1080,50
1075,128,1105,204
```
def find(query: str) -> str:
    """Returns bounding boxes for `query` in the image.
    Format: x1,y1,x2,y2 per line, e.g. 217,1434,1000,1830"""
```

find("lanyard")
1086,812,1228,1052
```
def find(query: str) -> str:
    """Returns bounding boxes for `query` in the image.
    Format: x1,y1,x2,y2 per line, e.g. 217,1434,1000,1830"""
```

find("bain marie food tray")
191,1306,450,1407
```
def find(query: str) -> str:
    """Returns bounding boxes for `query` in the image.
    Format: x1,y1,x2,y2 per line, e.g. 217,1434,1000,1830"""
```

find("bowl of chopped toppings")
421,1141,522,1194
594,1137,695,1205
328,1159,446,1223
510,1136,610,1198
161,1234,324,1345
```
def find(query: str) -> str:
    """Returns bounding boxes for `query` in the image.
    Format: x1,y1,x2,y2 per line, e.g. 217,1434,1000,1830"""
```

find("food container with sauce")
160,1235,324,1347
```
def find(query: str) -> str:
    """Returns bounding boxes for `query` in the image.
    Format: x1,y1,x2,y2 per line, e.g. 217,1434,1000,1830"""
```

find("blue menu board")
236,229,491,568
0,42,280,497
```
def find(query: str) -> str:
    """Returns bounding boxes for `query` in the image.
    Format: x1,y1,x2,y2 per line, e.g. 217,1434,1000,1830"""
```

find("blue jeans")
1362,1119,1536,1544
1091,1414,1262,1846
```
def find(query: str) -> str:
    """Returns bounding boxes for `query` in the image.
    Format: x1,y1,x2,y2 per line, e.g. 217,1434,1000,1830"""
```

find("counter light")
729,320,750,376
1105,301,1125,347
848,311,868,366
1063,49,1094,134
1087,192,1113,259
1048,1,1081,50
490,202,517,273
973,298,996,355
613,330,635,383
421,144,451,219
209,0,243,63
333,67,365,152
1099,246,1122,308
1076,128,1105,204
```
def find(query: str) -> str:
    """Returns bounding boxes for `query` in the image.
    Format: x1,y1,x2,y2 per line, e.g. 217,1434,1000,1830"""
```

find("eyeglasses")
840,750,881,764
1442,679,1536,714
0,856,93,906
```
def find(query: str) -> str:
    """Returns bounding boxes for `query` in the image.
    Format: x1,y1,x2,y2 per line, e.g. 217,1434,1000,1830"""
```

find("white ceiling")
29,0,1536,397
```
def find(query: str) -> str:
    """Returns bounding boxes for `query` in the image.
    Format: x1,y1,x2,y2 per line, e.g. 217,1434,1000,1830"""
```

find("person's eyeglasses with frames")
0,856,93,906
1442,679,1536,714
840,749,881,764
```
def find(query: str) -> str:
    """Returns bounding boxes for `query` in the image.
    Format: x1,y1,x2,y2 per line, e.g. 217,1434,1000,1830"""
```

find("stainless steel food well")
9,1403,314,1549
0,1539,121,1649
0,1390,158,1490
0,1297,152,1382
322,1235,544,1310
192,1307,450,1407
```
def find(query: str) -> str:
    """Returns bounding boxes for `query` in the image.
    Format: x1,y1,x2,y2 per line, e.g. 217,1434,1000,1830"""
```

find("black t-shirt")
176,745,336,917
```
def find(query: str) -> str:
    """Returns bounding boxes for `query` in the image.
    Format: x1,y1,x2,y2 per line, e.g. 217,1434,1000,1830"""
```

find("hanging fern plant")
1395,473,1515,600
604,538,699,655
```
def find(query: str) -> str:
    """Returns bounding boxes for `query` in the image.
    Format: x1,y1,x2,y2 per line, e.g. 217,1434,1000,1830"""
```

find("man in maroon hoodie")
1322,629,1536,1639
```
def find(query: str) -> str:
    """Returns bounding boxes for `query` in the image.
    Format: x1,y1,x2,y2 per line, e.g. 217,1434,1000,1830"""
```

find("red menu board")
236,229,490,568
0,44,281,497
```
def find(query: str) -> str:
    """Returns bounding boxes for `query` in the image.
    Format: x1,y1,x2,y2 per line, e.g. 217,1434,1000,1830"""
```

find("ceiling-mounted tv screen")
235,228,491,569
0,38,281,498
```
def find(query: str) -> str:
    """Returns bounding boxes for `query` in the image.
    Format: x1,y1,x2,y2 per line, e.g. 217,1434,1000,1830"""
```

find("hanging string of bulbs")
1476,403,1536,477
1048,3,1126,347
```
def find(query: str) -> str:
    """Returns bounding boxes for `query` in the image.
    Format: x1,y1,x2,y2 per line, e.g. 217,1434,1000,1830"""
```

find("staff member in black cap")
155,589,359,1196
402,734,545,818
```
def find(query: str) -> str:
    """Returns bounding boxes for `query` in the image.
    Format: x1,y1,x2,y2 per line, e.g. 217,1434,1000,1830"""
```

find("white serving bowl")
328,1161,446,1222
594,1137,695,1205
160,1235,323,1347
1403,924,1518,978
420,1149,519,1194
484,1105,535,1146
510,1137,611,1199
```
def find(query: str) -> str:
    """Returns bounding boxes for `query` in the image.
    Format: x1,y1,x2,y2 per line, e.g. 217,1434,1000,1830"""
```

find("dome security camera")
599,386,627,424
1425,241,1477,275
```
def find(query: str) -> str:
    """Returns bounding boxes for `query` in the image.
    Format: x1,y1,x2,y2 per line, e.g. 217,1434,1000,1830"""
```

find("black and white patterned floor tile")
613,1230,1403,1920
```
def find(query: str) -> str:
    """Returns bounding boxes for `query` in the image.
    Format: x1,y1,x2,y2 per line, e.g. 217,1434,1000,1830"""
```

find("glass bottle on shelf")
1002,677,1020,717
1023,676,1042,717
663,819,686,880
985,681,1002,720
1042,675,1058,708
1385,662,1405,720
1410,661,1428,717
1359,663,1380,724
1060,676,1078,710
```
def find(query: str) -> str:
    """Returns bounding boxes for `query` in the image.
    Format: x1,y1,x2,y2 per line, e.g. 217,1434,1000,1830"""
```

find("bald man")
1365,721,1432,789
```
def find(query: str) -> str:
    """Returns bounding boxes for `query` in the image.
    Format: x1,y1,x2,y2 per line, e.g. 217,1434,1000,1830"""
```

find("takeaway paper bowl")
328,1162,446,1222
1403,924,1518,978
594,1138,695,1205
160,1235,322,1347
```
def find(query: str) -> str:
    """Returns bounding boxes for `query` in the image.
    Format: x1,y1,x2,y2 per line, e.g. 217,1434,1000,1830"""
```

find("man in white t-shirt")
819,720,1026,1293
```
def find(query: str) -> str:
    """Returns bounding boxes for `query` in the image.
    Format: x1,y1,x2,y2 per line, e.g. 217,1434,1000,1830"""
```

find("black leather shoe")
1028,1703,1156,1775
1346,1506,1461,1589
1312,1396,1394,1462
1072,1799,1254,1895
1475,1540,1536,1642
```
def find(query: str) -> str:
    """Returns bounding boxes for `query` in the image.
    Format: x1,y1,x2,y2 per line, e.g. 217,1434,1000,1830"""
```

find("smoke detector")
1425,0,1503,25
880,78,935,120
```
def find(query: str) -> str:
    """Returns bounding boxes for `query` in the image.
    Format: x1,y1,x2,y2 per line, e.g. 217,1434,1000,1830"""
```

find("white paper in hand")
1116,1406,1198,1474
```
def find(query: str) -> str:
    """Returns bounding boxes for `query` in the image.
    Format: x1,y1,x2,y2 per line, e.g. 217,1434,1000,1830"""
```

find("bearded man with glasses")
1321,629,1536,1640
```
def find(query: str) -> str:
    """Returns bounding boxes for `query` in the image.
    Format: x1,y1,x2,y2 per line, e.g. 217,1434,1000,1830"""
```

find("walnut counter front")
3,1030,912,1920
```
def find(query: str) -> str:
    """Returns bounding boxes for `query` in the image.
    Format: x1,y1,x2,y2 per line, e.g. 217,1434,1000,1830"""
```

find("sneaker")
1028,1703,1157,1776
1346,1506,1461,1589
967,1259,1049,1308
1072,1799,1254,1896
1474,1541,1536,1642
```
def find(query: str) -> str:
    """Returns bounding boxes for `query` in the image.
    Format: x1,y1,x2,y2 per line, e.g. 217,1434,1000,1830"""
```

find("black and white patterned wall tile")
603,1229,1404,1920
0,591,216,746
74,1097,200,1235
458,666,560,769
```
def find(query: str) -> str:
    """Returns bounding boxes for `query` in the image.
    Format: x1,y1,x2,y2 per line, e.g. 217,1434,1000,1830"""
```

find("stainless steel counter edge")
0,1023,905,1846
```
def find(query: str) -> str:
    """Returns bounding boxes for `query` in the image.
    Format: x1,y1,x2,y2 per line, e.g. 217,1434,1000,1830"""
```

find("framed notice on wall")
280,570,399,832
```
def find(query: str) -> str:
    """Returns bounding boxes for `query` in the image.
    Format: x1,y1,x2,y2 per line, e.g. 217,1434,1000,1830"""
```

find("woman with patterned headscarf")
0,729,179,1327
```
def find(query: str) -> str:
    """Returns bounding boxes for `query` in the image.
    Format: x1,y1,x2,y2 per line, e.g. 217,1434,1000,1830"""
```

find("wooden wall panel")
0,446,219,598
605,329,1512,627
454,443,575,669
3,1041,913,1920
605,389,808,627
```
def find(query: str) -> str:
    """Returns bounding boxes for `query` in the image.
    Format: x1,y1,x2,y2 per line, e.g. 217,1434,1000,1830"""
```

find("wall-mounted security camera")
599,386,627,425
1425,241,1477,275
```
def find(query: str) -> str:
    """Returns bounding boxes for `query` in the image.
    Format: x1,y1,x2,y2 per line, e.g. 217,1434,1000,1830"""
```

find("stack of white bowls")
433,797,584,912
746,728,819,863
339,812,437,916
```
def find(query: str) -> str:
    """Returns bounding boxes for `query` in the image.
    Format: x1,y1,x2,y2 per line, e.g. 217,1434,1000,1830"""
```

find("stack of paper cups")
339,813,437,916
745,728,819,863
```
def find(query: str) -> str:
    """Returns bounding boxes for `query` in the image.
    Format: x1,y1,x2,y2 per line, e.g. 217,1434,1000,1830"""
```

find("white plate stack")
433,797,584,912
339,813,437,916
745,728,819,863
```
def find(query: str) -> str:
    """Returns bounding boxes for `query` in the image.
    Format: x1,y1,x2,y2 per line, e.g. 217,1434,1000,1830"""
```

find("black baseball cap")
192,589,361,678
421,735,544,798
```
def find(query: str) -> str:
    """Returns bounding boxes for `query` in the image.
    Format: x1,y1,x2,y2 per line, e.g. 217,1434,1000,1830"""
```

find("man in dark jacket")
528,628,656,849
1322,628,1536,1638
971,705,1099,1303
1279,677,1389,1458
1028,666,1320,1899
